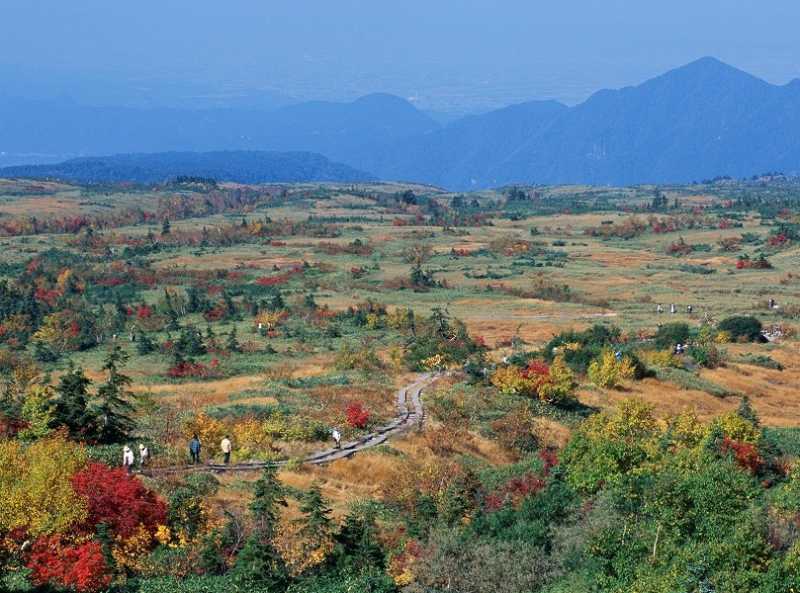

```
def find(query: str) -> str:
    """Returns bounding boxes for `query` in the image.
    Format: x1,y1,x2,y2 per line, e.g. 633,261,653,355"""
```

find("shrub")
718,316,763,342
654,322,691,349
345,402,370,429
71,463,167,539
27,536,111,593
587,350,635,388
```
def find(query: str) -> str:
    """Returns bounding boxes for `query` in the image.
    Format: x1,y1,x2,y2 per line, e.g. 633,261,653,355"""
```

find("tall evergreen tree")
332,506,385,574
91,345,135,444
232,466,290,591
54,364,94,439
226,327,241,353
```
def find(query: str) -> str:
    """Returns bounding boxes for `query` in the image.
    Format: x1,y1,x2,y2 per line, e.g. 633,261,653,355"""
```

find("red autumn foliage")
135,304,153,319
721,437,764,474
167,361,219,379
71,463,167,539
27,536,112,593
346,402,370,429
255,266,303,287
521,360,550,378
485,449,557,512
767,233,790,247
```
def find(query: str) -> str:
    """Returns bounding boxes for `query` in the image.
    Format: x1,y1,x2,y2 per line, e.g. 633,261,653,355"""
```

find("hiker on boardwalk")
220,435,232,464
670,303,677,314
656,304,664,314
189,434,202,464
138,443,149,468
122,445,135,474
687,305,693,314
332,427,342,450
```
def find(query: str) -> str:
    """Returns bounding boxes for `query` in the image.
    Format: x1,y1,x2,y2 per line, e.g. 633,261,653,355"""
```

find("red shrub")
71,463,167,539
346,402,370,429
27,536,112,593
135,304,153,319
721,438,764,474
167,361,218,379
521,360,550,378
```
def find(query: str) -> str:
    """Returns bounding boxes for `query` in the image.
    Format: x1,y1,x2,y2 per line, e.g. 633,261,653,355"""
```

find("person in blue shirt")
189,434,202,464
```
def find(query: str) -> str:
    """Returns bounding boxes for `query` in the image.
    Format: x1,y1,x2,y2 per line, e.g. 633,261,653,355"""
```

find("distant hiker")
686,305,693,314
656,304,664,314
614,350,623,361
220,435,232,464
674,343,685,355
332,428,342,450
122,445,135,474
768,298,776,309
138,443,149,468
189,434,202,464
670,304,677,314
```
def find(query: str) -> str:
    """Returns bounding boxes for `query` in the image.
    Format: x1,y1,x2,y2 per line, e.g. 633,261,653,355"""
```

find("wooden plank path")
142,373,435,476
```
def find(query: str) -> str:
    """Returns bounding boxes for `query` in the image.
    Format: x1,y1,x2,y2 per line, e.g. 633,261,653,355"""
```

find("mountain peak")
658,56,763,86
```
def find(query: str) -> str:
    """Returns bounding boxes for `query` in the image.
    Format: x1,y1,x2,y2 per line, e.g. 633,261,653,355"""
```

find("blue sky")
3,0,799,112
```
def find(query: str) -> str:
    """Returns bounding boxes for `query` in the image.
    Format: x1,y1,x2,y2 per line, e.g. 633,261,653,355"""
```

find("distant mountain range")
0,151,374,184
2,57,799,188
361,57,800,188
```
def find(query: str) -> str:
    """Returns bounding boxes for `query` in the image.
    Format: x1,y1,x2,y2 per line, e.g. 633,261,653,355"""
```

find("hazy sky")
3,0,800,112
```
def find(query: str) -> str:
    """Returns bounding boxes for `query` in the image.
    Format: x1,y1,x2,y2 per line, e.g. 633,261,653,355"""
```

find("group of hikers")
121,443,149,473
188,433,233,465
656,304,693,315
125,428,344,471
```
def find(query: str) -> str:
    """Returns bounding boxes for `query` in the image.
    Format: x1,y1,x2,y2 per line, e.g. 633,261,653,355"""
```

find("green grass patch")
655,367,737,398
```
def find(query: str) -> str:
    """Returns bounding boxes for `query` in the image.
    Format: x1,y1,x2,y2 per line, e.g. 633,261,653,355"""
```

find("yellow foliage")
714,330,731,344
588,349,636,389
667,408,708,448
275,517,334,576
365,312,382,329
537,356,576,404
32,313,70,351
421,354,447,372
254,310,287,330
584,398,658,443
490,366,533,396
184,412,226,452
714,412,761,444
0,435,87,536
638,349,681,369
386,307,413,330
112,524,155,572
19,385,56,441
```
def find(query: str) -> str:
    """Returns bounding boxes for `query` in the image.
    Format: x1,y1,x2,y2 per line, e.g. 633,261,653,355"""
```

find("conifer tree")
226,327,240,353
91,345,134,444
232,466,290,591
54,364,94,439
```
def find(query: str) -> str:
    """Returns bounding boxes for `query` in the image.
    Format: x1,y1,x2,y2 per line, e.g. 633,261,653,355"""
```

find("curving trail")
143,373,435,476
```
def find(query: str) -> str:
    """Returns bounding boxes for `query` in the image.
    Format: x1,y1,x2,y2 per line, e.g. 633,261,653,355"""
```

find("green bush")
654,322,691,349
718,316,763,342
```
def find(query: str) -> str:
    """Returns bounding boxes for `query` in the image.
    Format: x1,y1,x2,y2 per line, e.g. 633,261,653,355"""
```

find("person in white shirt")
220,435,232,464
138,443,149,468
331,428,341,450
122,445,135,474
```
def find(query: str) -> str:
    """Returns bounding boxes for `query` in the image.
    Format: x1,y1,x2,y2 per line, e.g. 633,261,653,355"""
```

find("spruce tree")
298,482,333,551
333,506,385,573
737,395,760,427
226,327,240,353
136,332,157,355
54,364,94,439
232,466,290,591
91,345,135,444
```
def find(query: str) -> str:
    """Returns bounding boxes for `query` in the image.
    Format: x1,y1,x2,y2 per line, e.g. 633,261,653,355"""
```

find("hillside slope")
0,151,375,184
